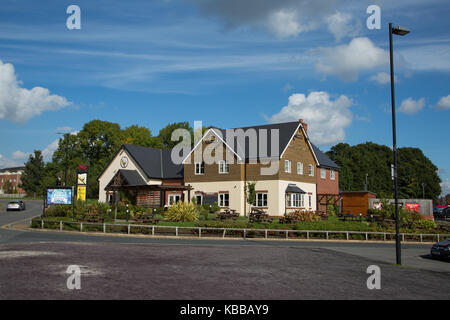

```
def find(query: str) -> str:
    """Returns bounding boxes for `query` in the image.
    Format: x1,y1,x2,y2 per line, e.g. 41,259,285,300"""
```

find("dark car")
431,238,450,260
433,207,450,220
6,200,26,211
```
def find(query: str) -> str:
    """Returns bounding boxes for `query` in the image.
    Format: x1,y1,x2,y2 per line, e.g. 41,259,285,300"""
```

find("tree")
326,142,441,202
158,122,193,148
20,150,45,196
121,125,163,148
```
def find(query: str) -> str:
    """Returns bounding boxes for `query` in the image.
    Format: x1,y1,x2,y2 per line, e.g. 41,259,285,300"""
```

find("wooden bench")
134,213,160,225
216,209,239,221
249,208,273,223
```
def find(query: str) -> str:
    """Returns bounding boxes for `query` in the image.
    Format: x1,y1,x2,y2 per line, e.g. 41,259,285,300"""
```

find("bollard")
108,208,112,218
126,204,129,222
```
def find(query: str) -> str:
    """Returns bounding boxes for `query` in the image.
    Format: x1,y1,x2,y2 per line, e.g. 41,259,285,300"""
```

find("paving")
0,199,449,299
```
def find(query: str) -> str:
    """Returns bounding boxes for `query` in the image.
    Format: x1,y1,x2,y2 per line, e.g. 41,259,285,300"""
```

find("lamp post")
389,23,410,266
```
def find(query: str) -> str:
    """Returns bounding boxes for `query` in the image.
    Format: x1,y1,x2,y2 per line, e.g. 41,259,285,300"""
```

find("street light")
389,23,410,266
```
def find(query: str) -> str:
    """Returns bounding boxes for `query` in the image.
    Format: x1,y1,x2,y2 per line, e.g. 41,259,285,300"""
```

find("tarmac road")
0,199,449,299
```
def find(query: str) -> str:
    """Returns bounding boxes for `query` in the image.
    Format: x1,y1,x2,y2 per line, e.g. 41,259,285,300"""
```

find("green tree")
326,142,441,202
157,122,193,148
121,125,164,148
20,150,45,196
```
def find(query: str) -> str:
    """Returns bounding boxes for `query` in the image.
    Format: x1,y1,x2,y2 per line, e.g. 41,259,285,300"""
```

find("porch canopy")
104,169,192,206
285,184,306,194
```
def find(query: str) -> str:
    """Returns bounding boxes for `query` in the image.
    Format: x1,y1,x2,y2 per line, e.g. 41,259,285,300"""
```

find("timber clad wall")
279,127,316,184
342,192,376,216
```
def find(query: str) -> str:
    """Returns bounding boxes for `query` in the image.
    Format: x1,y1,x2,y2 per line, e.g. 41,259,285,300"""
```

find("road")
0,199,449,299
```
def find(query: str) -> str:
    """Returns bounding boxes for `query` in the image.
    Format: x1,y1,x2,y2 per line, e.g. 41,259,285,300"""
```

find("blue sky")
0,0,449,195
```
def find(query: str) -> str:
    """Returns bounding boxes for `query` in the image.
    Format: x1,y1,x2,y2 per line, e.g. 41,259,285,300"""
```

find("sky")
0,0,449,195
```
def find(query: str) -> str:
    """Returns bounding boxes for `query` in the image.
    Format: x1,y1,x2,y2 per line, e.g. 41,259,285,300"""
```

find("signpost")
76,165,88,202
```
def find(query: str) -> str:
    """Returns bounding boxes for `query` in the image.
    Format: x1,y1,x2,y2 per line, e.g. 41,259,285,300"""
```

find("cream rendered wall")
187,181,245,214
278,180,316,214
244,180,280,216
98,148,159,202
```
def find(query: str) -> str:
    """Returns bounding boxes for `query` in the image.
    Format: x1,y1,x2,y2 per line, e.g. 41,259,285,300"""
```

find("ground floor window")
168,194,181,206
308,195,312,208
289,193,304,208
255,192,268,207
218,193,229,207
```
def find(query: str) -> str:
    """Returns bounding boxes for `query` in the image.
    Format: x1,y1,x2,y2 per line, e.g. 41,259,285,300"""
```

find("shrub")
286,210,321,222
44,205,73,218
195,220,251,229
165,202,199,222
202,202,220,213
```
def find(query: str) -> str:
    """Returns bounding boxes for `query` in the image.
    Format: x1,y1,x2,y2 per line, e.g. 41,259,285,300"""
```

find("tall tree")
158,122,193,148
327,142,441,202
20,150,45,196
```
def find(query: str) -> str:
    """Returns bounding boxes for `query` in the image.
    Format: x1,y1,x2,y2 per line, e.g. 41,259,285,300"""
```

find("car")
433,207,450,220
6,200,26,211
430,238,450,261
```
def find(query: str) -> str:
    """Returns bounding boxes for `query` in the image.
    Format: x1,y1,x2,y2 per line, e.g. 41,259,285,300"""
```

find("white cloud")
315,37,389,82
0,60,71,123
42,139,60,162
436,95,450,110
269,91,353,145
398,97,425,114
441,180,450,197
192,0,344,39
325,11,360,41
369,72,398,85
11,150,30,161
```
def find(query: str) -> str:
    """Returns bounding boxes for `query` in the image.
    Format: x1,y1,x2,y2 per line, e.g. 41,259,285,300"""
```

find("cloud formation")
269,91,353,145
315,37,389,81
0,60,71,123
192,0,357,40
436,95,450,110
369,72,398,85
398,97,425,114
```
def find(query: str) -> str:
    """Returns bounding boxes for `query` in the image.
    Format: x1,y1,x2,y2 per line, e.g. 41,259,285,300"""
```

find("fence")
32,219,450,243
0,194,26,198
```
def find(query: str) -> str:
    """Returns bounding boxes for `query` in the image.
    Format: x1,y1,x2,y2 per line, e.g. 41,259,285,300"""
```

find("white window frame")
321,168,326,179
255,192,268,207
330,169,335,180
285,160,291,173
308,164,314,176
195,162,204,175
289,193,304,208
218,160,229,174
218,193,229,207
297,162,303,175
168,194,181,206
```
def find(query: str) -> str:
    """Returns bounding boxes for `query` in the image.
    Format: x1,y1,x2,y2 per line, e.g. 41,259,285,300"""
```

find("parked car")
430,238,450,260
433,207,450,220
6,200,26,211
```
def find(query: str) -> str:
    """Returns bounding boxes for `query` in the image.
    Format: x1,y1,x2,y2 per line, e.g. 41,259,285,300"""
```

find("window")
297,162,303,175
308,164,314,176
195,195,203,205
308,195,312,208
168,194,181,206
218,193,229,207
285,160,291,173
255,193,268,207
330,169,335,180
218,160,229,174
289,194,304,208
321,168,326,179
195,162,204,175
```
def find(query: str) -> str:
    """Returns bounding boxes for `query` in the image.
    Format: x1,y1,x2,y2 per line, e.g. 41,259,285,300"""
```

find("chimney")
299,119,308,134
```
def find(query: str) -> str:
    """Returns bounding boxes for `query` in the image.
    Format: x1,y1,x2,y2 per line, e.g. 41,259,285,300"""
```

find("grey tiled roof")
117,169,147,186
215,121,300,160
122,144,184,179
311,144,339,169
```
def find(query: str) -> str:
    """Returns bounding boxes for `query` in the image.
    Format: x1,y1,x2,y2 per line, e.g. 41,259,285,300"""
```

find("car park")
430,238,450,261
6,200,26,211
